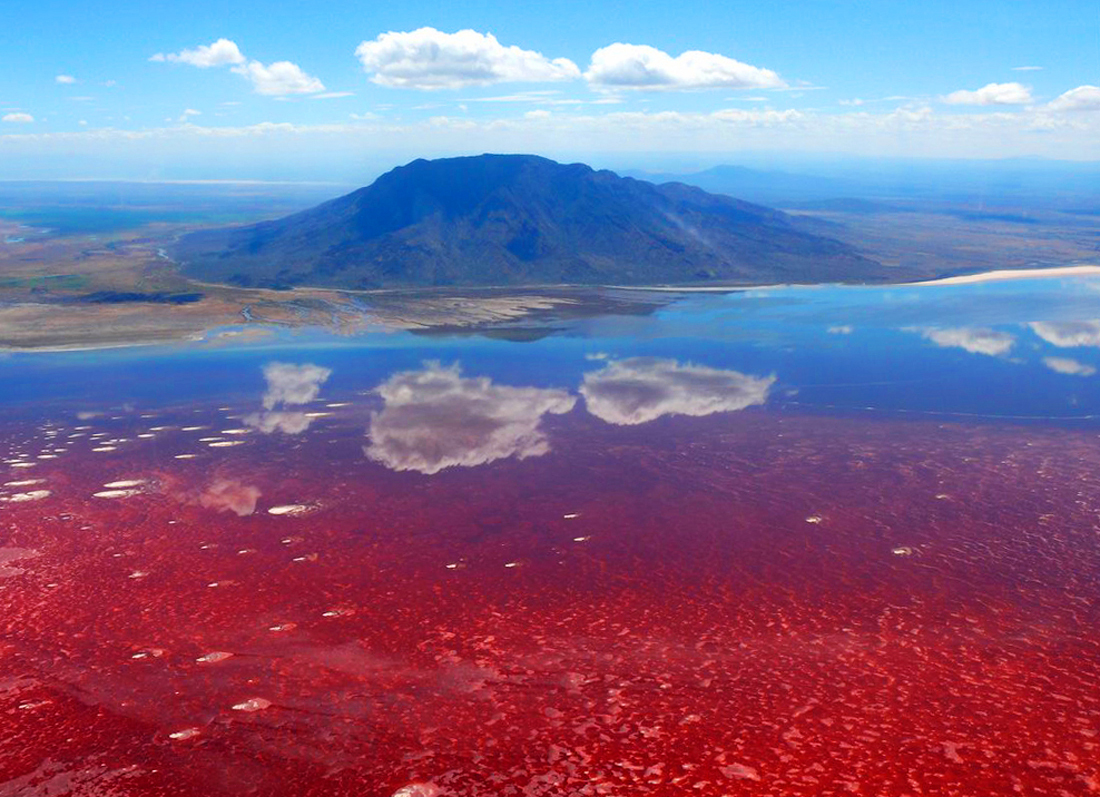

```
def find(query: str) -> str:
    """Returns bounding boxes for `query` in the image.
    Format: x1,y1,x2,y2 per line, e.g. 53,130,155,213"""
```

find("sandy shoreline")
4,265,1100,353
904,265,1100,287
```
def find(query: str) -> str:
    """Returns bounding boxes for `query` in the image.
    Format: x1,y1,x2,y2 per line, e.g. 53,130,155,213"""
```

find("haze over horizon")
2,0,1099,180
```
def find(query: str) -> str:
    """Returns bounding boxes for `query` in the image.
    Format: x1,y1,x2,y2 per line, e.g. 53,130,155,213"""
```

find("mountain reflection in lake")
2,276,1100,796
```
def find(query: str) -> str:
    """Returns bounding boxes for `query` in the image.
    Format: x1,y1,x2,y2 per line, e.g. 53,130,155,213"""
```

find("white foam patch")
168,728,202,740
267,504,310,516
103,479,145,489
1,490,51,503
196,651,233,663
94,489,142,499
231,697,272,712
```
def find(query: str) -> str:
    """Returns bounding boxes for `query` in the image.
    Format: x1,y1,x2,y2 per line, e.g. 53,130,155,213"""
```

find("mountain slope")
173,154,884,289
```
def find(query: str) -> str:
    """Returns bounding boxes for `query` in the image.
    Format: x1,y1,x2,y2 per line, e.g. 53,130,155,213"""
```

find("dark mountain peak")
174,154,884,290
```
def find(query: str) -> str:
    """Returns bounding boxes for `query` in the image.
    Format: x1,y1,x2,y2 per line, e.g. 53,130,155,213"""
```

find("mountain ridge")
173,154,887,290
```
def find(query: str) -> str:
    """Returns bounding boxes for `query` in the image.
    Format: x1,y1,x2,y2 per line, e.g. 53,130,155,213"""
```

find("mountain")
173,154,886,290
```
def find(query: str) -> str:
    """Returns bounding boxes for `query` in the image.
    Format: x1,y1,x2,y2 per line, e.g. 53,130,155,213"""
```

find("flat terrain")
2,188,1099,349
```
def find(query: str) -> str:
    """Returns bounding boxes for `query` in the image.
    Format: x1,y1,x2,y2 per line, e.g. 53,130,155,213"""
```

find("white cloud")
55,74,76,84
232,60,325,96
1012,66,1042,72
364,362,576,474
1042,356,1096,376
1048,85,1100,112
1029,320,1100,347
151,39,323,96
580,357,774,426
913,326,1015,356
712,108,803,125
585,43,785,91
355,27,580,90
827,325,853,335
151,38,246,68
310,91,355,100
1,113,33,124
942,82,1032,106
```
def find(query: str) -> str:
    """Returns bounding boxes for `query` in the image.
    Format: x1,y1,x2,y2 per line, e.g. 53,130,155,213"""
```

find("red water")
2,406,1098,796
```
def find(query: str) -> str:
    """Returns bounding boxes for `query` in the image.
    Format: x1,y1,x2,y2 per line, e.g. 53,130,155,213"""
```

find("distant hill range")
174,154,889,289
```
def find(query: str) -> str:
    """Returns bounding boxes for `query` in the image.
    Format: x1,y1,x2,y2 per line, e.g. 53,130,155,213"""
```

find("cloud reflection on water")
197,478,262,516
912,326,1015,357
1042,356,1096,377
364,362,576,474
245,362,332,435
580,357,774,425
1029,320,1100,349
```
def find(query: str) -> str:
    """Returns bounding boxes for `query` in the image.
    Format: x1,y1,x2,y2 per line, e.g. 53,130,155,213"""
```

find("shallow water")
2,276,1099,796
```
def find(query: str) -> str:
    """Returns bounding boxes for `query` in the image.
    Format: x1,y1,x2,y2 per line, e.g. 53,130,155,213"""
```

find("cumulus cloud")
585,43,785,91
580,357,774,426
244,361,332,435
1029,320,1100,347
1048,85,1100,112
151,38,324,96
913,326,1015,356
151,38,246,68
2,113,33,124
364,362,576,474
1042,356,1096,376
55,74,76,84
355,27,580,89
942,82,1032,106
232,60,325,96
827,325,853,335
197,478,261,516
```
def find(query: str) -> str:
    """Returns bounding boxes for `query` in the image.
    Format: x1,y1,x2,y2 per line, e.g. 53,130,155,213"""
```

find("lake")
2,274,1099,796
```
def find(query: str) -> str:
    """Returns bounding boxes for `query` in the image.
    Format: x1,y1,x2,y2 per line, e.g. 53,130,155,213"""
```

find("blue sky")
2,0,1098,179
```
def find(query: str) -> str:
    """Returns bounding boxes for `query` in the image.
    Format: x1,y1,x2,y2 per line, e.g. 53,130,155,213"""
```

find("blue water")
3,275,1100,425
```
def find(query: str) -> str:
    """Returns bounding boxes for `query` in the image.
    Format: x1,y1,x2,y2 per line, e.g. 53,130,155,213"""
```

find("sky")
1,0,1099,180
